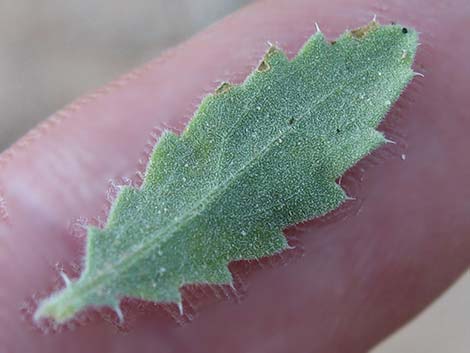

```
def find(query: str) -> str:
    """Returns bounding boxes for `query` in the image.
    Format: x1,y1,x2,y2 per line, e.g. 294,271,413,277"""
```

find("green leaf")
34,21,418,324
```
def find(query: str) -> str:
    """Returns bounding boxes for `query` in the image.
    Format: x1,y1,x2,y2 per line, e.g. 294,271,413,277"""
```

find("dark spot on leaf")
288,117,295,125
258,45,280,72
351,21,379,39
336,128,341,133
402,27,408,34
257,60,270,72
215,82,233,95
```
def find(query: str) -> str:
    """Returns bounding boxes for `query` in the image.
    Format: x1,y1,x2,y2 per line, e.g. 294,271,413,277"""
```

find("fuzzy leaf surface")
35,22,418,323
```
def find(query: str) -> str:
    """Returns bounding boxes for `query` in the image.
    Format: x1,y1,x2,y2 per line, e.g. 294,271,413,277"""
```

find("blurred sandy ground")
0,1,468,351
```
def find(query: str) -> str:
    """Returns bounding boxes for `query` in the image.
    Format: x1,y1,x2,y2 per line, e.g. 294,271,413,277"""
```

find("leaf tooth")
350,20,380,39
254,44,287,75
215,81,234,95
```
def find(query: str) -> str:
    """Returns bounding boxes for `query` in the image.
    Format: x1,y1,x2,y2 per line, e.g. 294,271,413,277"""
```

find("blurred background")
0,0,252,150
0,1,468,351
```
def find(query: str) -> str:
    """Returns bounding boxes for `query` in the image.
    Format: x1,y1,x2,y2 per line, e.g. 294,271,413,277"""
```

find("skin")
0,0,469,352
